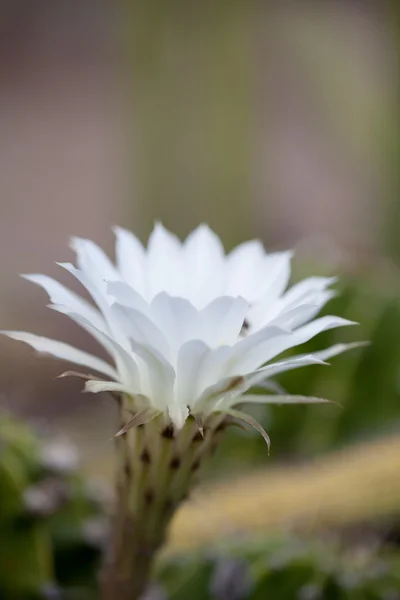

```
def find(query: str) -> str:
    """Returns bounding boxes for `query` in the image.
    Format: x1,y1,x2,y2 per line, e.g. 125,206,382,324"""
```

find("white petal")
150,293,201,357
113,226,146,295
232,316,356,373
259,251,293,299
240,354,326,390
57,263,125,348
193,345,234,405
175,340,209,407
57,263,110,320
70,237,118,283
298,341,369,362
282,276,337,306
22,274,105,332
269,304,322,330
107,281,150,316
249,276,335,331
182,224,225,306
211,355,325,411
229,325,291,373
168,404,190,429
49,304,117,361
130,338,175,410
110,303,170,360
225,240,266,299
64,313,140,390
1,331,117,379
200,296,248,346
146,223,183,298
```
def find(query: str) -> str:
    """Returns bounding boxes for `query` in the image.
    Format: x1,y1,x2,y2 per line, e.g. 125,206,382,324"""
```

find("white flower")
1,224,362,432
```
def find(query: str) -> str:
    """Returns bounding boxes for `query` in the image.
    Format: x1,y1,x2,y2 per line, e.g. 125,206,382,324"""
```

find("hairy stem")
100,404,225,599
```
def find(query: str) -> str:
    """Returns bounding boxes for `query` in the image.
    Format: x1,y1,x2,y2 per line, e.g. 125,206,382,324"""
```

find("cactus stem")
100,402,227,599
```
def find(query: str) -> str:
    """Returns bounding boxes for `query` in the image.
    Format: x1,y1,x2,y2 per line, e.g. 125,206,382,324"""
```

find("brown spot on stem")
124,462,132,478
169,456,181,469
164,499,173,514
191,460,201,472
161,425,175,439
144,489,154,506
140,448,151,464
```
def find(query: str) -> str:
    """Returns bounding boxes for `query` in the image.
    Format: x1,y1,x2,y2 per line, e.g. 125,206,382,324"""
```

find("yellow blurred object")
168,435,400,551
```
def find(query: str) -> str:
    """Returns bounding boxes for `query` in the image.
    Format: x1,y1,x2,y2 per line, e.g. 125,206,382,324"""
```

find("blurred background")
0,1,400,598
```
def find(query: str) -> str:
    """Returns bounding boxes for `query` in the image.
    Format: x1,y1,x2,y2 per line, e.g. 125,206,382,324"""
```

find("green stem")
100,406,229,599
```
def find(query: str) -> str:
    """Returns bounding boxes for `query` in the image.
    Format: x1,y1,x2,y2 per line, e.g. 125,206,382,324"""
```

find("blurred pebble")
140,583,167,600
382,592,400,600
210,558,252,600
298,583,323,600
39,583,63,599
82,516,110,548
41,440,79,473
85,477,114,508
23,478,70,516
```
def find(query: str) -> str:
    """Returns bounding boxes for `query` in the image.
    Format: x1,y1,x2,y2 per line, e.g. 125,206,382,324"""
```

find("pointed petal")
84,380,137,395
236,355,326,394
249,276,336,330
182,224,225,306
231,316,356,373
113,226,146,295
22,274,105,331
57,264,126,349
146,223,183,297
224,408,271,454
259,251,293,299
255,379,287,394
235,394,336,405
70,237,118,283
308,341,370,362
205,355,325,412
57,262,112,326
114,407,160,437
282,276,337,305
225,240,266,300
1,331,117,379
57,370,104,382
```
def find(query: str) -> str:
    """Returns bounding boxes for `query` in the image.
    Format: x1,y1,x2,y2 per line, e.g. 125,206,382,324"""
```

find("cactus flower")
1,224,362,598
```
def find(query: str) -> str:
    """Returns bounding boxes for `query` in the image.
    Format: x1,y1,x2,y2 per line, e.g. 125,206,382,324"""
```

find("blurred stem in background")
125,1,255,246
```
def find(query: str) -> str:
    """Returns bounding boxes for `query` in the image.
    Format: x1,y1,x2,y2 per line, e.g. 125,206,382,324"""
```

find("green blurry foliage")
0,412,106,599
156,536,400,600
